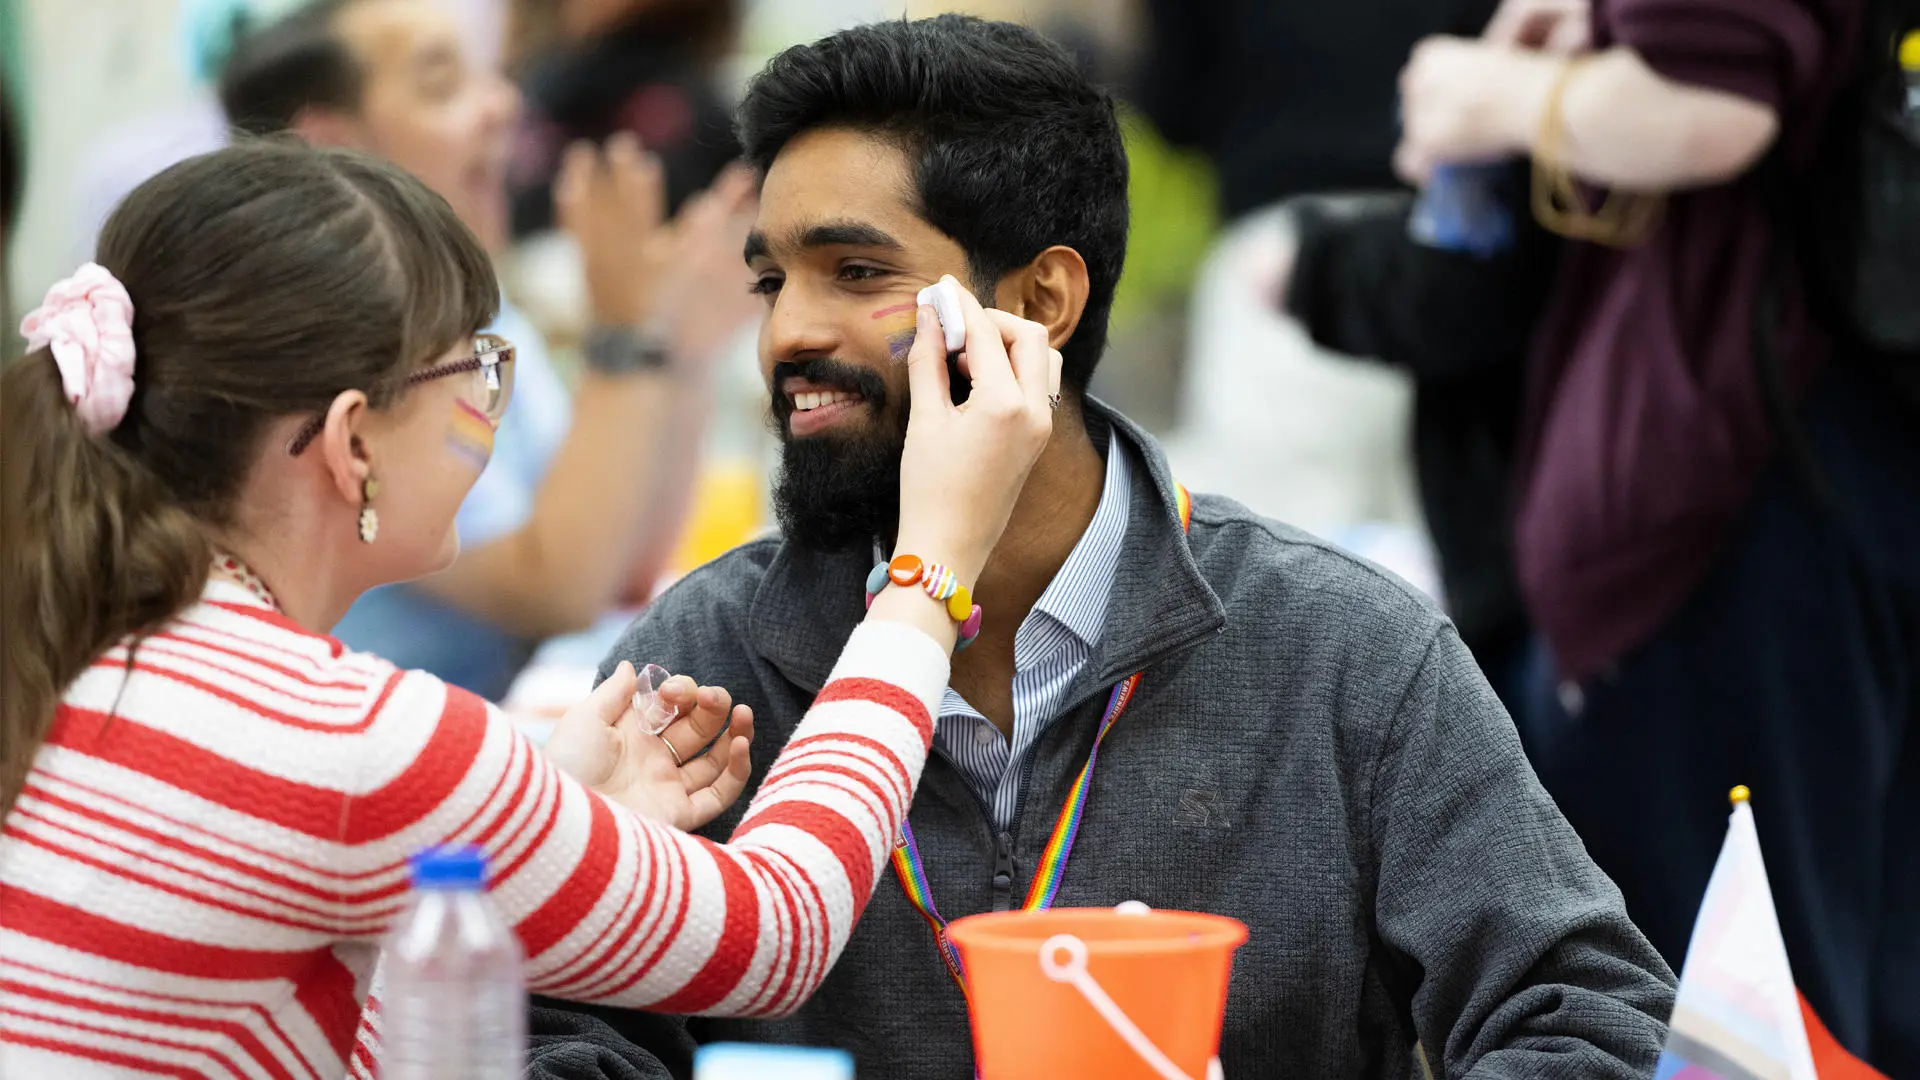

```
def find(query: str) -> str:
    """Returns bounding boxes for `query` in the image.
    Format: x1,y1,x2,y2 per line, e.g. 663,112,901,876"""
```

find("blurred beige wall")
9,0,193,311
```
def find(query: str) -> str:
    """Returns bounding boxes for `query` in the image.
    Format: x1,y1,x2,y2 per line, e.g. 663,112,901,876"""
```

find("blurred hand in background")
556,133,760,361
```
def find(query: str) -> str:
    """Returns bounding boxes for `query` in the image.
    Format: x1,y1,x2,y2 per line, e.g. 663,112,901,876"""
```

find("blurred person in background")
71,0,514,263
1273,0,1589,707
221,0,762,700
1396,0,1920,1068
506,0,741,236
1279,175,1547,710
1136,0,1504,578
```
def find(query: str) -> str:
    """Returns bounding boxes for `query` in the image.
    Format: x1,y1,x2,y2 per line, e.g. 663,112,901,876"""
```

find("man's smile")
781,375,873,437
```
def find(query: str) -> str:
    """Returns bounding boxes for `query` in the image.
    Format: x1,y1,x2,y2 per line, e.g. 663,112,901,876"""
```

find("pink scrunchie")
19,262,138,436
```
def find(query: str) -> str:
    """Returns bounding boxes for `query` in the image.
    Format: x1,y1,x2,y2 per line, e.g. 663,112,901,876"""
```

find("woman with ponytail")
0,140,1062,1077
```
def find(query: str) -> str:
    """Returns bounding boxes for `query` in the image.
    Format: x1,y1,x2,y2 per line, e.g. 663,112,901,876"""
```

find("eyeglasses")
286,334,517,456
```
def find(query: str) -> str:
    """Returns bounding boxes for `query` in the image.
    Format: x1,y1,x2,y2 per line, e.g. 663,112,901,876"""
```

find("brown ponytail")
1,355,210,816
0,139,497,819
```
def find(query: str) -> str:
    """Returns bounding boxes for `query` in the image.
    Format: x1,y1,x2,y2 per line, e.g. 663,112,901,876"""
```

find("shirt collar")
868,435,1132,658
1025,439,1132,653
209,552,280,611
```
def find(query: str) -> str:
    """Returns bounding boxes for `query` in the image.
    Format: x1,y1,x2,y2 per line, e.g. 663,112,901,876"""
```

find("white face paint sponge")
916,277,968,354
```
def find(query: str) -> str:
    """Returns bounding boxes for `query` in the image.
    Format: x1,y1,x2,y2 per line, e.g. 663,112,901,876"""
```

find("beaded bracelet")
864,553,984,650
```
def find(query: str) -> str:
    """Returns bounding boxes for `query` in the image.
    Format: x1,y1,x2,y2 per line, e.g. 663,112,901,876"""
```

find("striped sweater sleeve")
340,619,947,1018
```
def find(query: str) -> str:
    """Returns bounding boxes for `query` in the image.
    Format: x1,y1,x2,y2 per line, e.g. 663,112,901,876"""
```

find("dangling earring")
359,476,381,543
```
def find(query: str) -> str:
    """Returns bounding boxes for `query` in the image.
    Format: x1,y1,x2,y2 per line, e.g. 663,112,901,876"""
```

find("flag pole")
1729,785,1750,806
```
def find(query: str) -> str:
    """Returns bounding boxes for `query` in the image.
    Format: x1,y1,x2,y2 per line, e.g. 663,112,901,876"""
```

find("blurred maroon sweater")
1514,0,1866,680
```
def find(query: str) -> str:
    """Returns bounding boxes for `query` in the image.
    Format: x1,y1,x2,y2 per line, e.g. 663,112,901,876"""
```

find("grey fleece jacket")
592,402,1675,1079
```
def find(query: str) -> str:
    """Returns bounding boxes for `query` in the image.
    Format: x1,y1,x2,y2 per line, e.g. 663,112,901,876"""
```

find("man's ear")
291,106,366,150
992,245,1090,351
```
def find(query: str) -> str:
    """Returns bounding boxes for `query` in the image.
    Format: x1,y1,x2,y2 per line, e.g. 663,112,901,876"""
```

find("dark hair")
737,15,1130,391
0,139,498,817
508,0,741,71
219,0,363,136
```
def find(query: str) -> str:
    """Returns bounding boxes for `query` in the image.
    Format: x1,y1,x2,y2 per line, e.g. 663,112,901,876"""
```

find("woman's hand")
557,139,761,366
891,277,1064,588
543,662,755,831
558,134,669,330
1393,36,1562,186
644,164,763,364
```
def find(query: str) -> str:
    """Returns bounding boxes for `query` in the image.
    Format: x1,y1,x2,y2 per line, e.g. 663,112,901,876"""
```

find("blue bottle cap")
409,845,488,890
1409,162,1517,258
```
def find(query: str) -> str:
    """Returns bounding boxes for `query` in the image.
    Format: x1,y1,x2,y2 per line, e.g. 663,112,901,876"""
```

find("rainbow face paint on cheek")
886,328,917,363
447,399,496,469
873,301,919,365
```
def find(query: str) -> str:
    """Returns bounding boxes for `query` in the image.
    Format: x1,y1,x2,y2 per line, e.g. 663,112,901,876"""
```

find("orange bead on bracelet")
888,554,925,587
866,555,983,651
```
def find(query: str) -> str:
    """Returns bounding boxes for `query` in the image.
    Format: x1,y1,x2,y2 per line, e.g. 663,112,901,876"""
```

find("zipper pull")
991,831,1017,912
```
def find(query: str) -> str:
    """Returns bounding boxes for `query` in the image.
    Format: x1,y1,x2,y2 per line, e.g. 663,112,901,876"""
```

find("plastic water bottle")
380,846,527,1080
1408,162,1516,257
695,1043,856,1080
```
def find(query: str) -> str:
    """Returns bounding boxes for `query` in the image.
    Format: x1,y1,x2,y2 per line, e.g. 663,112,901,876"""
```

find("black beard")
766,352,972,552
772,427,906,551
768,357,906,551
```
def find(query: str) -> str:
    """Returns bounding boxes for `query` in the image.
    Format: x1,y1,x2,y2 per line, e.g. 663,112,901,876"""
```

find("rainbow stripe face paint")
873,300,919,365
886,328,917,363
447,399,496,469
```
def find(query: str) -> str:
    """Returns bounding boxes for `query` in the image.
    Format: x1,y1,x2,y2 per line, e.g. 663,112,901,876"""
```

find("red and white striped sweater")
0,575,948,1079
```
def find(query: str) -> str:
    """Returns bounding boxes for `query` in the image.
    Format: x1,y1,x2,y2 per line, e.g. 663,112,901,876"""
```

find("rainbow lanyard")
890,484,1192,998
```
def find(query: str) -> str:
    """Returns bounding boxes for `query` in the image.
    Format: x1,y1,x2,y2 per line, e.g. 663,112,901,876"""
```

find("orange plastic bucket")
947,907,1247,1080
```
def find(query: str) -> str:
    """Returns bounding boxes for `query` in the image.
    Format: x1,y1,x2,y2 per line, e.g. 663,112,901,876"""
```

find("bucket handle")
1038,934,1224,1080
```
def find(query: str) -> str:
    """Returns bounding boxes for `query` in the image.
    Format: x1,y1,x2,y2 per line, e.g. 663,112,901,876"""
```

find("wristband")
864,554,983,649
583,323,672,375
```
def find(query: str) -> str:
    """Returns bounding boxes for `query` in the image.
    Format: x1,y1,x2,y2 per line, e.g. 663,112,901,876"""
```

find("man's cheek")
756,316,778,378
873,306,919,367
886,328,916,363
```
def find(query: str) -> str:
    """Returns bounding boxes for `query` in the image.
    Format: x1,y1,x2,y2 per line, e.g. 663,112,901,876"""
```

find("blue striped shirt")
936,443,1133,831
